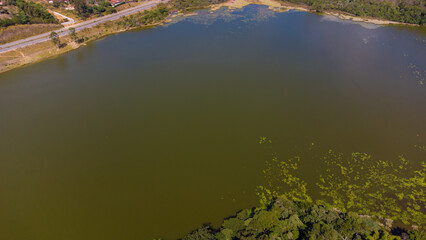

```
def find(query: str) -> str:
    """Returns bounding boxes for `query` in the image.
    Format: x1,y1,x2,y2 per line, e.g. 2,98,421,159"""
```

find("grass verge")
0,24,63,44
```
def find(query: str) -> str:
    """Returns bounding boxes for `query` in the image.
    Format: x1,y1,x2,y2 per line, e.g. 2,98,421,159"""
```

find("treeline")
0,0,58,27
283,0,425,25
73,0,116,18
116,3,170,28
183,197,423,240
90,0,117,16
170,0,424,24
172,0,227,10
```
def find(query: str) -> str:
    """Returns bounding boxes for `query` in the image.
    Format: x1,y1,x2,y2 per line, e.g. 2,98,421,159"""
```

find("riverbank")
0,24,63,45
209,0,419,26
1,5,425,238
0,0,423,74
0,4,171,74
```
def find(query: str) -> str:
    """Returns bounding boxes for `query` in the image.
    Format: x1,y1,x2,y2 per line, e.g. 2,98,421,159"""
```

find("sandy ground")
211,0,289,12
210,0,416,26
0,37,80,74
323,11,410,25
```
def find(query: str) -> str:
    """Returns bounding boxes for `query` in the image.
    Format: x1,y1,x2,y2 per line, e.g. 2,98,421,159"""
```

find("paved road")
0,0,164,54
52,11,76,26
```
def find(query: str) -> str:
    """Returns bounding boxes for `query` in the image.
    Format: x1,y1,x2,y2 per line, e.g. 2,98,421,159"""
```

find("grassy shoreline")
210,0,421,26
0,5,171,74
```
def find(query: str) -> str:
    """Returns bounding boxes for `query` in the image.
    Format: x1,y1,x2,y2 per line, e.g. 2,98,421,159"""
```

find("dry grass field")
0,24,63,44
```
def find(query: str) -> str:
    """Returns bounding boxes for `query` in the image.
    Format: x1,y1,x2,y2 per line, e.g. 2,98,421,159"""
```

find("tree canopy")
183,196,421,240
256,138,425,233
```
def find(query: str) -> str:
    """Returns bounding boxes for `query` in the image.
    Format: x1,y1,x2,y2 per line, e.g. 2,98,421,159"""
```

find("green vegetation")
184,196,423,239
52,0,61,8
171,0,425,24
49,31,60,48
172,0,227,10
73,0,90,18
69,27,78,42
0,0,58,27
115,3,170,28
256,138,425,231
73,0,116,18
282,0,426,25
316,152,425,228
91,1,117,16
181,140,425,239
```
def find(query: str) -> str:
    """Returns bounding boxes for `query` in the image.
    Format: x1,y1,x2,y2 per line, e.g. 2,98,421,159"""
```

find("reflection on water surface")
0,5,425,240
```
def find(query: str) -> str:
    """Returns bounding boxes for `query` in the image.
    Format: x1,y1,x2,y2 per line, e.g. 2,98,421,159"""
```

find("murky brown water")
0,5,425,240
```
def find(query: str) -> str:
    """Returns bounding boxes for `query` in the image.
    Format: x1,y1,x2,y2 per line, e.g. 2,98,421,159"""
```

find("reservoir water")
0,5,425,239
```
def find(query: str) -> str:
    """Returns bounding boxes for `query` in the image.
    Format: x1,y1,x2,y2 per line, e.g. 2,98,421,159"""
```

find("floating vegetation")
408,63,425,86
257,138,426,231
164,7,244,26
414,144,426,152
165,5,279,27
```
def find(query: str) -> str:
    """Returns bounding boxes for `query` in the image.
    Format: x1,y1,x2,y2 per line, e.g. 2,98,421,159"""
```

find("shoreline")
0,0,423,75
210,0,419,26
0,7,171,75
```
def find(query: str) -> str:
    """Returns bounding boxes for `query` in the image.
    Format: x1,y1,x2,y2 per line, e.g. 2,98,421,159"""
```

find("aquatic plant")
257,138,426,232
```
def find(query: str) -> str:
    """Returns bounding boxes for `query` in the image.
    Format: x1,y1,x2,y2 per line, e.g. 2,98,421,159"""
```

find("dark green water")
0,5,425,239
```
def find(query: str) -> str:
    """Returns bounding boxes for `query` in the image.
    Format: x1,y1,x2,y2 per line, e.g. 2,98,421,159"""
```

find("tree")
182,196,407,240
69,27,78,43
53,0,60,8
49,31,60,48
73,0,89,18
184,225,216,240
311,0,325,12
257,138,426,232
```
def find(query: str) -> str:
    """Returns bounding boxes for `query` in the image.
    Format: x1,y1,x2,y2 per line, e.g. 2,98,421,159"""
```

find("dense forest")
113,4,170,27
73,0,116,18
183,197,423,240
0,0,58,27
283,0,425,25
